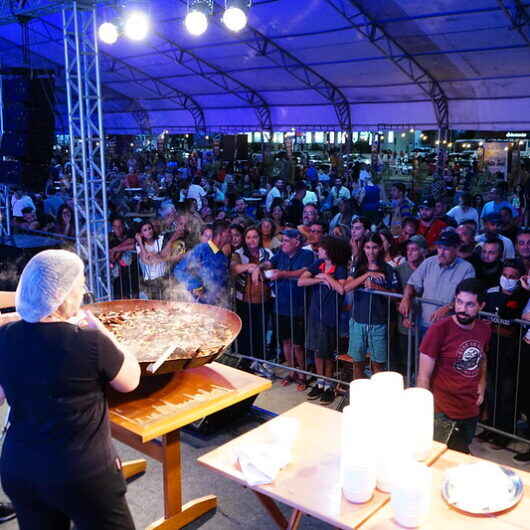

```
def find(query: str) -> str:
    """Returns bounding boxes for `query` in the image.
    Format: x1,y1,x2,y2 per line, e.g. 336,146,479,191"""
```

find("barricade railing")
108,264,530,446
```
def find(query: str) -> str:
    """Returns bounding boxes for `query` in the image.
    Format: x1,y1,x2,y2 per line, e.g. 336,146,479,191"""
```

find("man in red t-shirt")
417,198,447,251
417,278,491,453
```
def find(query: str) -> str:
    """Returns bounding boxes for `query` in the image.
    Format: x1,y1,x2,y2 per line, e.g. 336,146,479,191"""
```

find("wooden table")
198,402,447,530
109,361,271,530
359,449,530,529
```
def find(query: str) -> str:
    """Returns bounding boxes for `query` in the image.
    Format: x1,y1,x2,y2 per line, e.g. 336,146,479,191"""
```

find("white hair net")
16,249,84,323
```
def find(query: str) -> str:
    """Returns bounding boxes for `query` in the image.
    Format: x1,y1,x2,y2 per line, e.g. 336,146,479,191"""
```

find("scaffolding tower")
63,0,110,301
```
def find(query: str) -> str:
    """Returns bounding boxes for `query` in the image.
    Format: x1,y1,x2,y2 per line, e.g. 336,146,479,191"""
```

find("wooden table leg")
253,491,288,529
145,430,217,530
287,509,303,530
122,459,147,480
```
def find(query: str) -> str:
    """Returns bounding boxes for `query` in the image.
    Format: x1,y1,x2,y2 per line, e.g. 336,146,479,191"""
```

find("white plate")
442,463,523,514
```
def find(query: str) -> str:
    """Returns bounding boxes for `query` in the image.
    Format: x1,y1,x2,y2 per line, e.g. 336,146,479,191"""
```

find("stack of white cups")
390,461,432,528
370,372,406,493
401,388,434,462
341,380,377,503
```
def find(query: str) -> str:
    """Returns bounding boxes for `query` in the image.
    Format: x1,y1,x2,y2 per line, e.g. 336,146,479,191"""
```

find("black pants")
487,335,518,434
2,463,135,530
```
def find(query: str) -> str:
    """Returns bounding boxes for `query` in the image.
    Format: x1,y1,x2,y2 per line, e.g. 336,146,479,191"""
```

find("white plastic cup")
343,463,377,503
390,462,432,527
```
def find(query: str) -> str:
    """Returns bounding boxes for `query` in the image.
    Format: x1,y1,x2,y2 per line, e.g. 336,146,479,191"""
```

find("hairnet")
16,249,84,323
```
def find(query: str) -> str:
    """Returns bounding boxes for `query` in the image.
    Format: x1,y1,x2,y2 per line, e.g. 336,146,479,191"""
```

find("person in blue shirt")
298,236,350,404
263,229,314,389
173,220,232,305
480,184,518,220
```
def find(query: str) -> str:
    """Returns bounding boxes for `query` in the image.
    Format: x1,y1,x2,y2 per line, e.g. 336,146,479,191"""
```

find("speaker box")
0,160,49,192
0,74,55,163
221,134,249,161
184,396,258,436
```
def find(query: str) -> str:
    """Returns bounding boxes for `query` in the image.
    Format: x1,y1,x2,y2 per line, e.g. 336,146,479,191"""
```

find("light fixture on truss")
185,0,212,36
222,0,251,32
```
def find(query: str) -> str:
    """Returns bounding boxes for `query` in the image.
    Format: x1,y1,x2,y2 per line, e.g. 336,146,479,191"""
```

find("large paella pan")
82,299,242,376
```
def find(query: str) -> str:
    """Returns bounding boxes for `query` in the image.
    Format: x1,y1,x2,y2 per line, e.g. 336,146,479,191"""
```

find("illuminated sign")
506,132,528,138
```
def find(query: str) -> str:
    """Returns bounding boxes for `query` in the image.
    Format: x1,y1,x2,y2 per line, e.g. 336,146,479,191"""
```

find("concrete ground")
1,370,529,529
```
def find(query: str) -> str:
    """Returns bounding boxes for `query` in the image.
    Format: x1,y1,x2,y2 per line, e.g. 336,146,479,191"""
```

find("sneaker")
512,449,530,465
0,502,16,522
476,430,494,443
489,434,510,450
258,363,275,379
307,386,323,400
319,388,335,405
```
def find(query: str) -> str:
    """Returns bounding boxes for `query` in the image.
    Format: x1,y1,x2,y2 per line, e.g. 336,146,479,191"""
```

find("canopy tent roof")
1,0,530,134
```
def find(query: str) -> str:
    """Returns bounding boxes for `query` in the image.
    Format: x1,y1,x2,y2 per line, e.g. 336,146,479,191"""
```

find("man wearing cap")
399,230,475,333
263,229,314,387
475,213,515,260
417,198,448,251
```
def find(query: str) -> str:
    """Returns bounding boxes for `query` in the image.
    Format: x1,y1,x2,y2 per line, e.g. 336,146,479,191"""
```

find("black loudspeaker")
0,73,55,163
0,160,49,192
221,134,249,161
185,396,258,435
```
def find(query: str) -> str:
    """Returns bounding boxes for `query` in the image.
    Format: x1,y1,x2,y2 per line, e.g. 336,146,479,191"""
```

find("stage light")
124,11,150,41
185,0,212,36
185,9,208,35
98,22,119,44
401,133,406,137
223,6,247,31
409,128,414,133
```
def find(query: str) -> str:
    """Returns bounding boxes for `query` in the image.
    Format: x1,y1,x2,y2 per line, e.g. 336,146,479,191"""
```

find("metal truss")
98,50,206,134
0,0,65,24
210,1,352,147
497,0,530,46
326,0,449,131
150,31,272,133
35,16,204,134
0,185,11,238
63,0,110,300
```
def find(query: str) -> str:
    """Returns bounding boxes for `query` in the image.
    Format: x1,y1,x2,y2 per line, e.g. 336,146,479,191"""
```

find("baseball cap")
281,228,303,240
419,198,435,209
483,212,502,224
407,234,428,250
435,230,461,248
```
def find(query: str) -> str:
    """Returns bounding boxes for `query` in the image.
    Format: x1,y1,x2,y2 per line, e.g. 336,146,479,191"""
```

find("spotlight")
409,128,414,133
98,22,119,44
185,9,208,35
401,133,406,137
185,0,212,36
223,1,250,32
124,11,150,41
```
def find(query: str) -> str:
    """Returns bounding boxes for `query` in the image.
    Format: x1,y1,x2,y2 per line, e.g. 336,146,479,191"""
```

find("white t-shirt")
303,190,318,205
266,187,281,211
446,205,479,225
12,195,35,217
475,233,515,260
186,184,207,211
136,235,167,280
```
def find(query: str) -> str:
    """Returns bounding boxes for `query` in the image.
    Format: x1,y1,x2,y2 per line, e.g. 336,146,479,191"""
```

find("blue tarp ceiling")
1,0,530,133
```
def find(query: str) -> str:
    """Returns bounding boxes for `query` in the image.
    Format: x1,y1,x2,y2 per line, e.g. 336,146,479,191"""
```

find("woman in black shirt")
0,249,140,529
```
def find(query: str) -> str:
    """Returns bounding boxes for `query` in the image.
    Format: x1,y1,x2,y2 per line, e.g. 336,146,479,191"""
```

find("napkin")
234,417,299,486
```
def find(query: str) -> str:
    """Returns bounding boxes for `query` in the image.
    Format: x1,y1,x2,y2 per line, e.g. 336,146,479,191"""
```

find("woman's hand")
134,233,143,245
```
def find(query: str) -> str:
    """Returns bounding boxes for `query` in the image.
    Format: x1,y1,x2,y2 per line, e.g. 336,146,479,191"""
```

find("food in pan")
96,306,233,361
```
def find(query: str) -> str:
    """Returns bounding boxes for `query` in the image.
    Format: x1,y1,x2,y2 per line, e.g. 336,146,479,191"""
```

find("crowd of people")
5,148,530,460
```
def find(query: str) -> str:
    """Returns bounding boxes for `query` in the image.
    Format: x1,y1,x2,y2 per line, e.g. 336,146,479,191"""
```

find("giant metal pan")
83,299,242,376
